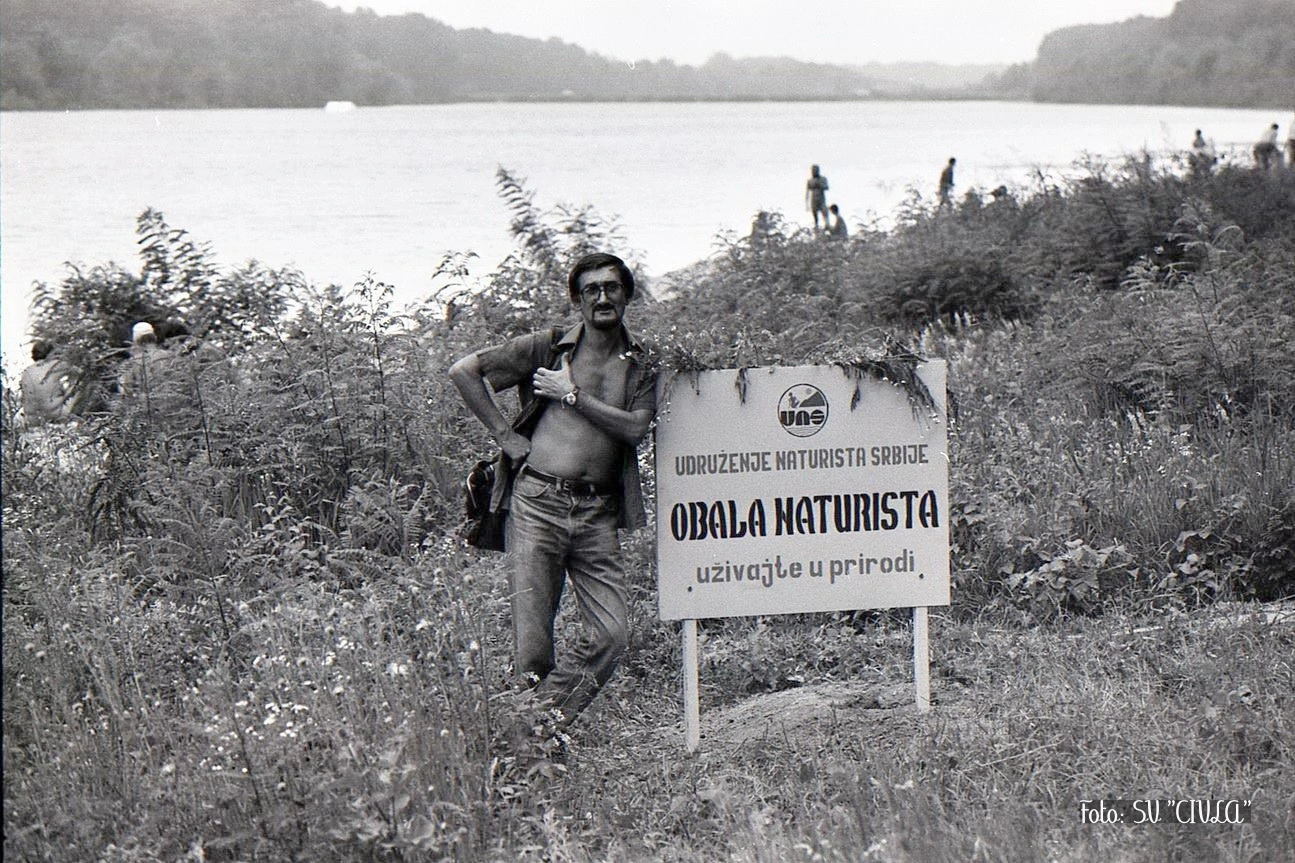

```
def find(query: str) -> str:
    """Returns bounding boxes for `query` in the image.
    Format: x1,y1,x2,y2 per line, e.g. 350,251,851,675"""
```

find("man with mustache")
449,253,658,732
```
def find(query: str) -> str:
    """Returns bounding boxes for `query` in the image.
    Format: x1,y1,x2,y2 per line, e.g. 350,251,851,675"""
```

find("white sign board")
655,363,950,621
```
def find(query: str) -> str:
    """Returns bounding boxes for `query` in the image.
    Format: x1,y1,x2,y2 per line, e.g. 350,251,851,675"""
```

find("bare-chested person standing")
449,252,657,728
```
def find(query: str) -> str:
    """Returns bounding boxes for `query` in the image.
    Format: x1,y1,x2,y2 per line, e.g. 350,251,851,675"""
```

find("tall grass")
4,154,1294,860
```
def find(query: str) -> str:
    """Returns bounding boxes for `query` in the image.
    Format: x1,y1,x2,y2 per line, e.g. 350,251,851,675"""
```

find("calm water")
0,100,1278,368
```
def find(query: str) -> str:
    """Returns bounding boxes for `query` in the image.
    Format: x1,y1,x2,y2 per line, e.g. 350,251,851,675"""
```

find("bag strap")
510,325,565,434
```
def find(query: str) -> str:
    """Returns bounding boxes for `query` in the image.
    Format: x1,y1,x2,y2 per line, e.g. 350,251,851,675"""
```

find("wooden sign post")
655,363,950,751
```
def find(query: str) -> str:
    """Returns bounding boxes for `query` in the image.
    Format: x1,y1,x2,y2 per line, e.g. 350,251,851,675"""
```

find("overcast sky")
329,0,1180,66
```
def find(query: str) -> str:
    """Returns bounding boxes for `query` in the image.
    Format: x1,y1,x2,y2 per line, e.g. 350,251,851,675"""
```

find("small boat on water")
323,100,357,113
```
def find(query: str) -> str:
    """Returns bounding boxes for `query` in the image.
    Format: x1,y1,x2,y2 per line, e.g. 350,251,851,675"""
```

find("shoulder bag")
460,329,563,551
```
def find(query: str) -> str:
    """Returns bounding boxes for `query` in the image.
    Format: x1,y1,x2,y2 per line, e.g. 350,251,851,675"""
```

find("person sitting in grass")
19,340,75,426
828,204,848,239
118,321,162,398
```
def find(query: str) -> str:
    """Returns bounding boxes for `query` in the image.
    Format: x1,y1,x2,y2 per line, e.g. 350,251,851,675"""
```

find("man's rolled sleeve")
474,332,548,393
627,365,658,416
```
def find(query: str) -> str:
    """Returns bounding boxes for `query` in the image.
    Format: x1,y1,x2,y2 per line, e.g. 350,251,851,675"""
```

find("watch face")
563,391,577,406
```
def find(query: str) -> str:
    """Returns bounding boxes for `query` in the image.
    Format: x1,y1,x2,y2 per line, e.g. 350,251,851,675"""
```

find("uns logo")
778,384,828,437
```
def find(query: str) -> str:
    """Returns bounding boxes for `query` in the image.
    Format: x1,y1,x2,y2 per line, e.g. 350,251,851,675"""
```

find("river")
0,99,1279,369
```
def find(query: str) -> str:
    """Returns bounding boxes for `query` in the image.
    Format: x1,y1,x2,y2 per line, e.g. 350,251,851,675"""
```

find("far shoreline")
2,94,1291,112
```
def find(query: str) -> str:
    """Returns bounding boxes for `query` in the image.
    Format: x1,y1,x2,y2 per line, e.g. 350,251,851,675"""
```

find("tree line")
0,0,881,110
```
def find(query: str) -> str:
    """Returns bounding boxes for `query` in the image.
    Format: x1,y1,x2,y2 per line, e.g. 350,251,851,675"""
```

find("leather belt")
519,464,618,496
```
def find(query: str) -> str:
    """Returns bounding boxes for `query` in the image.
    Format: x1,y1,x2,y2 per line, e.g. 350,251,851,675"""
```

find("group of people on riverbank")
17,317,203,427
803,164,849,239
804,157,960,236
1191,117,1295,175
810,114,1295,235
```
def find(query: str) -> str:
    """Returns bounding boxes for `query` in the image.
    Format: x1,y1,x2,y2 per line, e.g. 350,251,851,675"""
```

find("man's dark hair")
568,253,635,303
157,319,191,342
31,340,53,362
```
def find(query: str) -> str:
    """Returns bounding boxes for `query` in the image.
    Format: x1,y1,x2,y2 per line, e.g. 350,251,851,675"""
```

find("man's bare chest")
570,351,629,406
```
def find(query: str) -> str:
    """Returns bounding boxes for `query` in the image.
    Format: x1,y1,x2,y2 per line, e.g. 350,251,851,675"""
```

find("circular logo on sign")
778,384,829,437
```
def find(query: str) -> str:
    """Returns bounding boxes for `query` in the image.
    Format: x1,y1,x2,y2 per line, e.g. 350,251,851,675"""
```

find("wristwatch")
562,386,580,407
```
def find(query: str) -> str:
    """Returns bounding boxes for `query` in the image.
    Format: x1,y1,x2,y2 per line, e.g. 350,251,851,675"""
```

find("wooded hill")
988,0,1295,108
0,0,888,109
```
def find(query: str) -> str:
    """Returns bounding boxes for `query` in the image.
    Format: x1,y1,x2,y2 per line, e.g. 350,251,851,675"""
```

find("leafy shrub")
1200,162,1295,241
888,255,1019,324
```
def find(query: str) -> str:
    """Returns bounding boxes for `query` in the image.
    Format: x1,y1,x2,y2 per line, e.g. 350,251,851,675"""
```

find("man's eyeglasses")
579,280,626,302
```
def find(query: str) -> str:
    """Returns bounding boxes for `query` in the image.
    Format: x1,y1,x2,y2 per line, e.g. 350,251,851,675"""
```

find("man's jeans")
505,471,629,723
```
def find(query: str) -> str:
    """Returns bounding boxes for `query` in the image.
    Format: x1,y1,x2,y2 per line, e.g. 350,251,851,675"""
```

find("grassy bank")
4,157,1294,860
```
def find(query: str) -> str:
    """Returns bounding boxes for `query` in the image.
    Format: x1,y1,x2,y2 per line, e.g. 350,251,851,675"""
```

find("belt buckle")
558,476,589,495
526,466,597,496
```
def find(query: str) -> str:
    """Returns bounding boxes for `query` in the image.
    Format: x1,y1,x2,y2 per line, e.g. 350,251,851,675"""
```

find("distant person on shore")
1287,115,1295,165
827,204,848,239
749,210,777,250
20,340,74,426
1190,129,1216,176
938,157,956,209
1253,123,1280,170
805,165,830,230
987,185,1017,211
